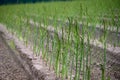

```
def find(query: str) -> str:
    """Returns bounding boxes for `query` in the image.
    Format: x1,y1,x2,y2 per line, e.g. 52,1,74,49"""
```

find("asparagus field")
0,0,120,80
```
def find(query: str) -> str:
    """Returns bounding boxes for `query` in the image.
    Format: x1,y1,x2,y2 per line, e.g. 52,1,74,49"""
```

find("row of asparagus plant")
0,3,119,80
4,14,109,80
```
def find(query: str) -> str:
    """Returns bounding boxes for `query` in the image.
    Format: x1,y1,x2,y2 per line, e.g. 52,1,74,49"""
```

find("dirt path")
0,33,31,80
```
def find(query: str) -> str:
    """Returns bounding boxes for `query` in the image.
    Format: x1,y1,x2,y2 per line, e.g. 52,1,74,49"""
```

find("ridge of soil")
0,32,31,80
0,24,59,80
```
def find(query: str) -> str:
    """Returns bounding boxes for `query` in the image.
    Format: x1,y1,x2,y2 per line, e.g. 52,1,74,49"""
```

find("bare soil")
0,34,31,80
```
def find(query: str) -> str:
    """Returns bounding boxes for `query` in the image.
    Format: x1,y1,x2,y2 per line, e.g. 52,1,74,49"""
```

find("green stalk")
49,36,54,70
45,31,49,65
70,51,74,80
86,30,91,80
74,19,80,80
101,16,107,80
55,33,61,77
61,26,65,79
33,26,38,56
